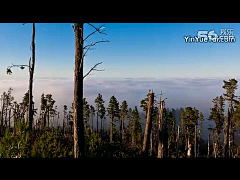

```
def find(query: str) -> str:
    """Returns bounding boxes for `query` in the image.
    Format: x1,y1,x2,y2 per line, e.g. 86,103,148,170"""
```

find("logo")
184,29,236,43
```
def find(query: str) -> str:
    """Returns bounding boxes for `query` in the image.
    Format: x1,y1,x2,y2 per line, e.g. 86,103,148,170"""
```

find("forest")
0,23,239,158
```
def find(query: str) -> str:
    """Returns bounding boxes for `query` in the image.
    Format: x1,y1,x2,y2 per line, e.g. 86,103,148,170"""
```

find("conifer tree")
222,79,238,157
107,96,120,143
209,96,224,157
120,100,128,145
95,93,106,136
83,98,90,131
181,107,200,158
90,105,95,133
129,106,142,149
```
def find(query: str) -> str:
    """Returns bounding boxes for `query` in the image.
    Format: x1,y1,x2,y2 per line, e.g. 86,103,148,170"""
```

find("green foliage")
95,93,106,119
31,129,73,158
209,96,225,135
107,95,120,123
181,107,200,144
120,100,128,120
0,119,30,158
140,95,158,122
222,79,238,111
129,106,142,149
85,130,102,157
83,98,91,129
0,119,73,158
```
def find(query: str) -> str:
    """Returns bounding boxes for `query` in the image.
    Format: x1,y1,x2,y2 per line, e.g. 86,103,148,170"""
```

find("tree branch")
6,63,31,75
83,40,110,58
83,62,105,79
84,24,107,42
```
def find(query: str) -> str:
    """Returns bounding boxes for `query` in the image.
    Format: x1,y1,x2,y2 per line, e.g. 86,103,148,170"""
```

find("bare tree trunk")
5,105,8,128
96,112,99,135
198,129,201,157
207,133,210,158
212,132,216,158
132,116,135,148
187,136,191,158
229,133,232,158
101,118,103,137
28,23,35,131
8,108,11,128
120,116,122,146
223,109,230,158
142,90,154,156
176,126,180,158
150,130,153,156
73,23,85,158
0,111,3,136
157,99,164,158
110,114,113,143
91,114,94,133
194,125,197,158
47,108,50,127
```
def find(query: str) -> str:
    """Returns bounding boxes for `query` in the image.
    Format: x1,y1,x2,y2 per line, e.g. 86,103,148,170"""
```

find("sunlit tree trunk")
223,109,230,158
73,23,85,158
157,99,164,158
142,90,154,156
207,133,210,158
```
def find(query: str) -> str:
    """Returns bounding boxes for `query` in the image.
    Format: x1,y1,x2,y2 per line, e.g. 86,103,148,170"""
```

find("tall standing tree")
72,23,108,158
142,90,154,156
107,96,120,143
83,98,91,131
90,105,95,133
181,107,200,158
222,79,238,157
198,112,204,156
129,106,142,149
140,94,158,156
7,23,36,131
120,100,128,145
209,96,225,157
95,93,106,135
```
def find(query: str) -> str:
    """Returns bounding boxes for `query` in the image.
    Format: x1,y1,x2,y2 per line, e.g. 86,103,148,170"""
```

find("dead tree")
72,23,109,158
157,98,164,158
28,23,35,130
6,23,35,131
142,90,154,156
73,23,85,158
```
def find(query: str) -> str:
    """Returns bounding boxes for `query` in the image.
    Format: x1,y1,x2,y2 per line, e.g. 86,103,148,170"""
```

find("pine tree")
107,96,120,143
120,100,128,145
90,105,95,133
209,96,224,157
222,79,238,157
129,106,142,149
95,93,106,136
83,98,90,131
181,107,200,158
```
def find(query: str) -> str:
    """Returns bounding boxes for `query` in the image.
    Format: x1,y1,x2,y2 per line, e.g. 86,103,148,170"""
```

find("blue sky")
1,23,240,79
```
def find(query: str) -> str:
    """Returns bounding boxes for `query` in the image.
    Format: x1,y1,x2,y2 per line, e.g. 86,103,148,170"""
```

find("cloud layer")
0,76,231,139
